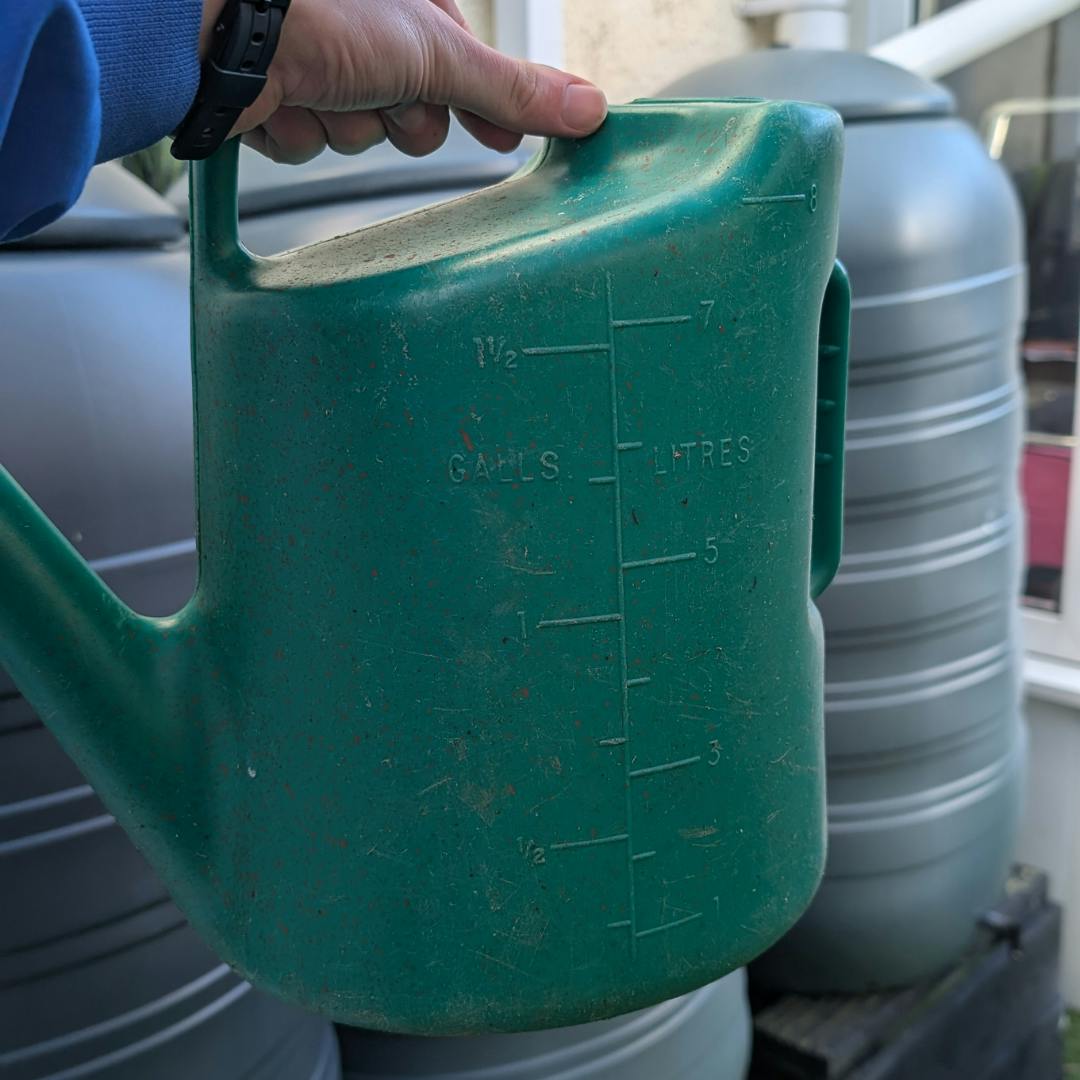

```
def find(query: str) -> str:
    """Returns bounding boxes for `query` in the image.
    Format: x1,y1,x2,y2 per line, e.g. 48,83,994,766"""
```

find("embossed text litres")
653,436,751,474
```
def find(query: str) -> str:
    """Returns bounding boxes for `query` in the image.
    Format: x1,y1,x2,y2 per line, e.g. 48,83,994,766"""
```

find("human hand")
199,0,608,164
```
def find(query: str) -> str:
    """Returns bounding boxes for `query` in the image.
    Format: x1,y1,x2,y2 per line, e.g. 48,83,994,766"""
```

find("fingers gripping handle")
810,262,851,599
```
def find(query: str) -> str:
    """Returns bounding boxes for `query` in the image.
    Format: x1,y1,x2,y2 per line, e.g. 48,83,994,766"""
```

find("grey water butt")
661,50,1027,993
337,972,751,1080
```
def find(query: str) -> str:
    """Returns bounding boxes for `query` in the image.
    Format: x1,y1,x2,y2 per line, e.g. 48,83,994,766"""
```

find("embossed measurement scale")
0,101,849,1034
516,272,758,958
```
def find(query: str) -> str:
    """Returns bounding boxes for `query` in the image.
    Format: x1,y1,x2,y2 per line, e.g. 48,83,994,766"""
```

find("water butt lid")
661,48,954,123
8,163,183,249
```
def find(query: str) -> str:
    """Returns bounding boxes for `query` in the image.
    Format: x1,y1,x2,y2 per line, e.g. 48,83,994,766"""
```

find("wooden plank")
750,866,1064,1080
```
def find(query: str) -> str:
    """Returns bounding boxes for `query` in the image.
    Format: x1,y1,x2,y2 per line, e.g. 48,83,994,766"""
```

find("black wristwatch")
172,0,290,160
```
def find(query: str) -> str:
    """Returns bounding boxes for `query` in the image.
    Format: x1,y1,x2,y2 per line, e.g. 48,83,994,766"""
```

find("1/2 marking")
517,836,546,866
474,335,518,370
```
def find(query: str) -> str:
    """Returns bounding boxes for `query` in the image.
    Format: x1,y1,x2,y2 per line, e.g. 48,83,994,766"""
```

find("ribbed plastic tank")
662,51,1027,991
0,164,341,1079
337,972,750,1079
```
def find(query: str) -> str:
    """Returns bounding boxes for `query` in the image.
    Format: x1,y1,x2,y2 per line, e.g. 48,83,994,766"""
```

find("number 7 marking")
699,300,715,329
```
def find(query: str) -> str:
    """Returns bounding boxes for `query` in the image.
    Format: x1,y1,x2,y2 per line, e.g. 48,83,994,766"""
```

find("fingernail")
386,103,428,134
561,84,607,133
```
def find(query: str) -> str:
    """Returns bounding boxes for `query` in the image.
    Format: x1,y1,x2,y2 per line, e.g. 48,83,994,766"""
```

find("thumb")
428,35,607,138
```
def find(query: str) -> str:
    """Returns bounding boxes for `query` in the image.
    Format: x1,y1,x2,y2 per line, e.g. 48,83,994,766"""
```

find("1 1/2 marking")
474,297,718,374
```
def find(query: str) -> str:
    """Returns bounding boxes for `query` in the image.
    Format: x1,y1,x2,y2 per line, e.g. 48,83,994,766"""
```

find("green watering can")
0,101,849,1034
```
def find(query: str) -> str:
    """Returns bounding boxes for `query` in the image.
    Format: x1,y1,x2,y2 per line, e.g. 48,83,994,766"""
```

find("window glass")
992,106,1080,612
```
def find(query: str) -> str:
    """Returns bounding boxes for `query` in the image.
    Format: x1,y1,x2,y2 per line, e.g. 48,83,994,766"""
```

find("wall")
458,0,494,45
457,0,761,103
561,0,763,104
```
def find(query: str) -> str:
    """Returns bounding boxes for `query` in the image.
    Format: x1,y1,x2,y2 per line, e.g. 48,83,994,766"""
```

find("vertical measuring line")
606,271,638,958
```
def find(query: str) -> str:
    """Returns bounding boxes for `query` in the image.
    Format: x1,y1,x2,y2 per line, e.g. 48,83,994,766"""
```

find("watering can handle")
810,261,850,599
190,139,246,271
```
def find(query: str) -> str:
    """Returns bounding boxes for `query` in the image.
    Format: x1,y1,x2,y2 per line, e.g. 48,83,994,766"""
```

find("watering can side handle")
190,138,249,272
810,260,850,599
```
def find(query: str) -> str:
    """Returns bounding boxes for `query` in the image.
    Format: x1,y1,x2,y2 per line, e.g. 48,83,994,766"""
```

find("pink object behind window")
1022,444,1071,569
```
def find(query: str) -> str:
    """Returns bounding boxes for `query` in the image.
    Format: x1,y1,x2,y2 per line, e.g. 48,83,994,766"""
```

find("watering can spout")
0,465,182,833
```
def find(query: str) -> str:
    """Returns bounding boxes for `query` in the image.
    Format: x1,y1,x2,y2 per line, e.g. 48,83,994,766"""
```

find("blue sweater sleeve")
0,0,202,243
0,1,99,242
80,0,202,163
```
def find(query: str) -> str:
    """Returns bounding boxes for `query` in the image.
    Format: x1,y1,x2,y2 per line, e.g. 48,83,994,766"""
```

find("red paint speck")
515,687,530,699
460,429,475,452
370,568,379,579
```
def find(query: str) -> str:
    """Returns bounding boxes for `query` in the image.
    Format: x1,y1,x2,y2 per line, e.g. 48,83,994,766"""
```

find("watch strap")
172,0,290,161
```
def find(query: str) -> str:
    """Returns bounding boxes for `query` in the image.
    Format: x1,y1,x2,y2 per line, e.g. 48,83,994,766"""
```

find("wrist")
175,0,291,159
201,0,230,59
